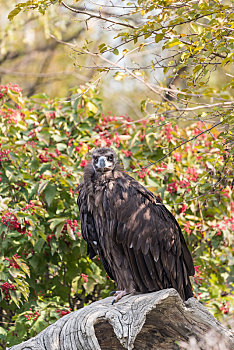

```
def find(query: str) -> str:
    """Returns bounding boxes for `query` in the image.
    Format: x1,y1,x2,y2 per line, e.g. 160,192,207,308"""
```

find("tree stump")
8,289,233,350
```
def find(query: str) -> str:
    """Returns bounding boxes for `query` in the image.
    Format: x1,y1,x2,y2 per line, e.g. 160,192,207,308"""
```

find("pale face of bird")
92,148,117,173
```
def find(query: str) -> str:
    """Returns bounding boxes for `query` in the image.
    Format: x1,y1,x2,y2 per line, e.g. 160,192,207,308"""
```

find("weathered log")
8,289,233,350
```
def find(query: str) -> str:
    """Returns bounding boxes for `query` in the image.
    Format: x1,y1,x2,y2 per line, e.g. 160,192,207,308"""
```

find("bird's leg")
111,290,130,304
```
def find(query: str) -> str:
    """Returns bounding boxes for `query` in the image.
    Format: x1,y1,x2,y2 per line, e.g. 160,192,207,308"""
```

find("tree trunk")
8,289,233,350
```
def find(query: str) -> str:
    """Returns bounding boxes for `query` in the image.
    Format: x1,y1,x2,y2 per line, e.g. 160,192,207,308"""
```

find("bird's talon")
111,290,127,304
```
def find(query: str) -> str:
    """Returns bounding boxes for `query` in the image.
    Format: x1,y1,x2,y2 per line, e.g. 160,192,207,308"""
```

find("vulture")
77,147,195,303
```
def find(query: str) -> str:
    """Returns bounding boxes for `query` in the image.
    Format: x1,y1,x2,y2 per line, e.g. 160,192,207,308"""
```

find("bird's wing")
77,184,115,280
104,173,194,299
77,184,97,258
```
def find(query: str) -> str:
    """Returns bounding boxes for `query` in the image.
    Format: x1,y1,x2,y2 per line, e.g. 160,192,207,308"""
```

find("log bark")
8,289,233,350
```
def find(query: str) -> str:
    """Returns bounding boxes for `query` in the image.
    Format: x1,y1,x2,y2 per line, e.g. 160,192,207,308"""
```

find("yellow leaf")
87,102,98,114
118,135,131,140
133,70,143,76
79,143,89,155
67,225,76,240
114,72,128,81
122,49,129,56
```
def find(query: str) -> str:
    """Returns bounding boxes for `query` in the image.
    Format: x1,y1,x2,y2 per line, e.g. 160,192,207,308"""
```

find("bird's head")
92,147,117,173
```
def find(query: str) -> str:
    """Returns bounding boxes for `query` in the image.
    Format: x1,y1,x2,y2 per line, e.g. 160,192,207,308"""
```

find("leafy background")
0,0,233,347
1,0,233,117
0,84,233,348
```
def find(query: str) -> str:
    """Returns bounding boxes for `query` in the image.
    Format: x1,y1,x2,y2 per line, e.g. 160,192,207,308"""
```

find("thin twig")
49,34,231,105
166,101,233,112
82,49,178,109
173,162,232,205
61,1,137,29
0,68,88,80
144,121,223,168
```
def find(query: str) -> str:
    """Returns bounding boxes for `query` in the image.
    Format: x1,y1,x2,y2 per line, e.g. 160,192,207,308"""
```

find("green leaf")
14,258,30,277
154,33,164,43
193,64,202,74
36,130,50,146
165,38,184,48
29,182,39,200
0,326,7,340
55,222,65,238
48,217,66,231
50,240,59,256
8,7,21,20
221,53,234,67
98,43,107,53
9,290,20,307
34,238,45,253
67,225,76,240
33,316,47,333
44,184,57,206
56,143,67,151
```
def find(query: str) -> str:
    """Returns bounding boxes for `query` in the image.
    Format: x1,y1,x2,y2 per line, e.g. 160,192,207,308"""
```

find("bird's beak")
99,157,106,172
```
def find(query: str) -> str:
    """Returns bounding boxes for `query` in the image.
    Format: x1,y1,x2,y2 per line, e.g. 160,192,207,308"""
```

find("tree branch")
0,67,88,81
167,101,234,112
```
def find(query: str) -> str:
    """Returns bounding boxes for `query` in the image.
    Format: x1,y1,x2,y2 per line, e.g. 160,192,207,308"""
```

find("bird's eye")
108,155,113,161
93,156,98,163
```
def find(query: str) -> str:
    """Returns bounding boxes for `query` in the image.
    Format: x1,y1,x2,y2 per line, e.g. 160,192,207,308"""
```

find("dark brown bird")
77,147,195,303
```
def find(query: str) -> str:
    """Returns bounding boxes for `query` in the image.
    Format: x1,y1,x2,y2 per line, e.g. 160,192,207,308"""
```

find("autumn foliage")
0,84,233,347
